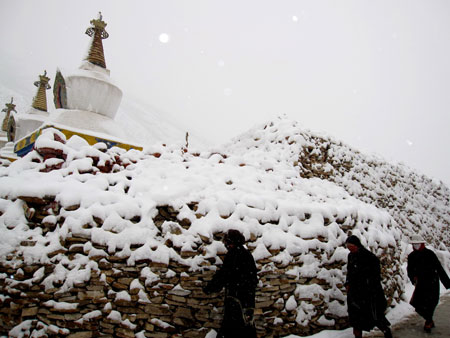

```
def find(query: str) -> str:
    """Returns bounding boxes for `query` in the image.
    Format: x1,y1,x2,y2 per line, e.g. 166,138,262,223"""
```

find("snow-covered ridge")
0,125,407,337
220,118,450,250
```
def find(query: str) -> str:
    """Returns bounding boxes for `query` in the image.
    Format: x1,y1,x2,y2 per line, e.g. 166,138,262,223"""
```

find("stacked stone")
0,197,404,338
295,133,450,249
31,130,139,174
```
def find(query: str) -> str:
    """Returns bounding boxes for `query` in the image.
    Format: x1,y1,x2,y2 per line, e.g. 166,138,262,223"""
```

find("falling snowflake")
159,33,170,44
292,15,299,22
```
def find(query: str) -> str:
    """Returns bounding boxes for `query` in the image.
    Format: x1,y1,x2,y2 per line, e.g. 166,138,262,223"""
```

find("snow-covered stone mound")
221,118,450,250
0,125,407,337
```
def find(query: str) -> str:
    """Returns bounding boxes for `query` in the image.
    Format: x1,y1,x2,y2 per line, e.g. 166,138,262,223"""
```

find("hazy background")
1,0,449,184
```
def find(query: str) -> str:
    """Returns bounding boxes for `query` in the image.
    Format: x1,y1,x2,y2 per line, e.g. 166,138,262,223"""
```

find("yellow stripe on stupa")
14,125,143,156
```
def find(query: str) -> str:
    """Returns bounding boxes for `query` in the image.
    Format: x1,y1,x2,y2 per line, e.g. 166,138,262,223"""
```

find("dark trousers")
218,298,256,338
416,305,436,321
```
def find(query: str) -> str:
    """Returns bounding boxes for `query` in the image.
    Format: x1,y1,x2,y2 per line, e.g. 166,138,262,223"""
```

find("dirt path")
365,292,450,337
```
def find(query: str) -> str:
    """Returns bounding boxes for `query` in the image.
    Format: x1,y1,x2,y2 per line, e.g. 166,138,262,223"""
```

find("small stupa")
1,71,52,158
1,13,142,161
0,98,17,149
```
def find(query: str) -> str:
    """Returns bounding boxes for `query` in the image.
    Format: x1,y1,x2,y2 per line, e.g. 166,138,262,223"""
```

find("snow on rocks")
224,118,450,250
0,120,431,337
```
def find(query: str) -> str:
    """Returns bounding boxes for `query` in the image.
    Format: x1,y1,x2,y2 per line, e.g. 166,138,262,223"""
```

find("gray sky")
1,0,449,185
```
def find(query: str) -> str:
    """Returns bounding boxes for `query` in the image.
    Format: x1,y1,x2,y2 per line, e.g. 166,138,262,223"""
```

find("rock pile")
1,198,403,337
295,133,450,249
0,125,408,337
223,119,450,250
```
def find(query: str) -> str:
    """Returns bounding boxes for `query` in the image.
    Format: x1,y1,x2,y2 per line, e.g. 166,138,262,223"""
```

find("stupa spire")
1,97,17,132
32,71,51,112
85,12,109,68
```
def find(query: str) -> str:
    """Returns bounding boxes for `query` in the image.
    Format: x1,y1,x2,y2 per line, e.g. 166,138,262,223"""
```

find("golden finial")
2,97,17,132
32,71,51,112
84,12,109,68
4,97,16,111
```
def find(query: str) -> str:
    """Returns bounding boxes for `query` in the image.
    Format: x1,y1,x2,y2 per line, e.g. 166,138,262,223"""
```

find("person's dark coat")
407,247,450,320
346,245,390,331
203,242,258,338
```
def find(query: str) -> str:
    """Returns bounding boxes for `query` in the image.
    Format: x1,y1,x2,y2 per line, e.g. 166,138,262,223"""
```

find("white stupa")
51,12,123,135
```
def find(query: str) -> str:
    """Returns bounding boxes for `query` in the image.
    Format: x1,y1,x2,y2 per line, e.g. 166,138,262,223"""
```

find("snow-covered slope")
115,93,208,149
0,83,29,119
220,118,450,250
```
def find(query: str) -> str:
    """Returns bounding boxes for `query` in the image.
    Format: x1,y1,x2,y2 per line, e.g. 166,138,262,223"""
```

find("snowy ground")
204,269,450,338
292,291,450,338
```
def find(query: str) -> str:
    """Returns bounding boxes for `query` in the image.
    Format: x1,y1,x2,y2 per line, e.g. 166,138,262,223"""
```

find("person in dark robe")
203,229,258,338
345,235,392,338
407,234,450,332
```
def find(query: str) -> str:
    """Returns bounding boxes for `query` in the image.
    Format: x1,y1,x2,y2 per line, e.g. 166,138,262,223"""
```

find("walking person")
203,229,258,338
345,235,392,338
407,234,450,333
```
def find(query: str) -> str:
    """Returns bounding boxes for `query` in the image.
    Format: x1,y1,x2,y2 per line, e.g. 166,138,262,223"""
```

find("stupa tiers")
32,70,51,112
0,13,142,161
85,12,109,68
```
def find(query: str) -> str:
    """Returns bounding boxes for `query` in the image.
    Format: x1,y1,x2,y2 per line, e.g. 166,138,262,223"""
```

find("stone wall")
0,199,404,338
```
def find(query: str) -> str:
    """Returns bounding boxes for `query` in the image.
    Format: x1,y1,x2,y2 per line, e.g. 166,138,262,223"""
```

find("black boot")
353,328,363,338
424,320,434,333
382,327,393,338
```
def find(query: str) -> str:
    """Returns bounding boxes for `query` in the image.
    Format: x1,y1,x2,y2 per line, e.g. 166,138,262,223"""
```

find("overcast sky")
1,0,449,185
